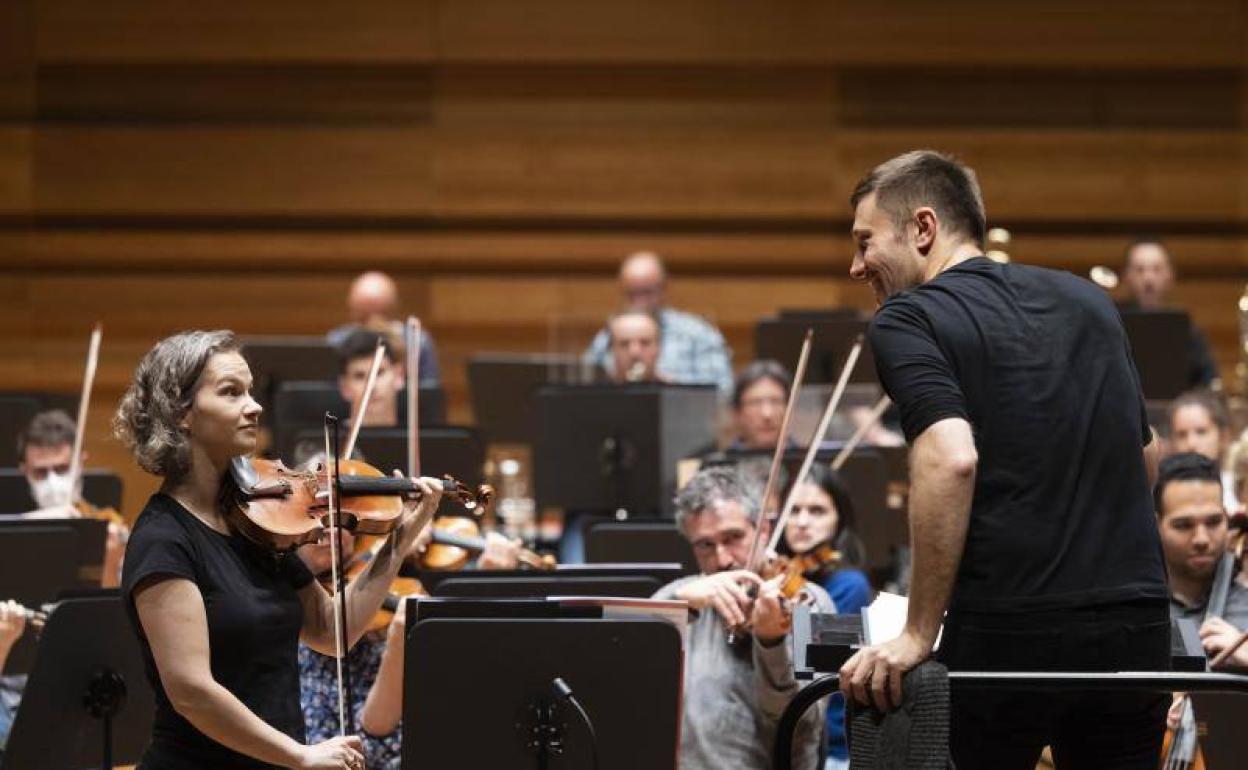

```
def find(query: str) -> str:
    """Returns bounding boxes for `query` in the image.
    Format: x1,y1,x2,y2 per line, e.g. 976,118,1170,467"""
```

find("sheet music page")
862,592,943,650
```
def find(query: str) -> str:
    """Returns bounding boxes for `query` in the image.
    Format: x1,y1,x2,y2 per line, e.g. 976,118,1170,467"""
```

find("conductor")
838,151,1168,768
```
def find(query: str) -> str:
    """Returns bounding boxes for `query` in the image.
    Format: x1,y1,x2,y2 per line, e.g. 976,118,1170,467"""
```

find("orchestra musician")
1168,388,1241,514
1157,453,1248,667
839,150,1169,768
651,466,832,770
296,525,521,770
114,330,442,770
1118,238,1220,390
583,251,733,395
337,329,404,429
11,409,128,588
604,308,663,384
728,360,794,452
778,465,871,770
327,271,441,388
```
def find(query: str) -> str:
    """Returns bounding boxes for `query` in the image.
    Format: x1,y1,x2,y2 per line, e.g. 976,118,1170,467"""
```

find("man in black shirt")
838,150,1169,769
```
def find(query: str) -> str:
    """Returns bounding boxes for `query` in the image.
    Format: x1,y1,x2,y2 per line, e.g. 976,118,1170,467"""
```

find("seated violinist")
1157,453,1248,667
779,466,872,770
116,330,442,770
298,523,522,770
11,409,127,588
651,466,831,770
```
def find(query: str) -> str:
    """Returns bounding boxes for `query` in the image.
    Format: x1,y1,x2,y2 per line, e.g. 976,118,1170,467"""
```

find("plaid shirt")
583,307,733,396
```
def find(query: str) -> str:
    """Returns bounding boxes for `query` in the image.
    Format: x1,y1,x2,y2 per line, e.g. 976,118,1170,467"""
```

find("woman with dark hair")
115,330,441,770
780,464,871,770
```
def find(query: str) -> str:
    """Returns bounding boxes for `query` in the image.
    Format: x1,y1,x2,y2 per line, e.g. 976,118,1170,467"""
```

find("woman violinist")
779,465,872,770
115,330,442,770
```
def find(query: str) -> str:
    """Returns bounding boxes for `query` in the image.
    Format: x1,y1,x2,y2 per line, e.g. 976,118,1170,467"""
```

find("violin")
319,537,427,635
787,544,842,580
729,333,862,644
225,455,491,551
421,516,556,571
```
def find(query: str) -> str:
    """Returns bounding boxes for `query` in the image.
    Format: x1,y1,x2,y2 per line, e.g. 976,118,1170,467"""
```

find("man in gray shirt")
653,466,831,770
1156,453,1248,665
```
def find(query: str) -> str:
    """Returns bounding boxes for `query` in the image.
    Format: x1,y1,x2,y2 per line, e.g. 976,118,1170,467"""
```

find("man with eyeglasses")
652,466,832,770
582,251,733,397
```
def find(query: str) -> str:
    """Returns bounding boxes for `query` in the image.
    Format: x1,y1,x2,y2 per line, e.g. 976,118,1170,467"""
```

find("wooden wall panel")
37,1,438,62
3,230,1247,277
433,1,1248,67
28,127,1247,222
0,129,32,214
33,126,435,215
3,1,1248,518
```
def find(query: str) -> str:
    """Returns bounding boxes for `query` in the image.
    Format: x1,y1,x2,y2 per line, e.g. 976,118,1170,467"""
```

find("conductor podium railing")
773,670,1248,770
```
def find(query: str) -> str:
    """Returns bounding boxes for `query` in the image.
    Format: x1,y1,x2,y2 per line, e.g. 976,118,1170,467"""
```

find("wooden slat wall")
1,1,1246,514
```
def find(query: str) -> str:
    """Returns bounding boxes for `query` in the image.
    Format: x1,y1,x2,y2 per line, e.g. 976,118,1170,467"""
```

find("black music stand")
0,468,124,514
0,397,40,467
290,424,483,488
755,315,879,385
0,524,81,674
583,519,699,575
534,383,717,517
1190,691,1248,765
240,335,339,412
272,380,446,459
467,353,584,445
2,594,155,770
415,563,686,599
1119,308,1191,400
401,602,682,770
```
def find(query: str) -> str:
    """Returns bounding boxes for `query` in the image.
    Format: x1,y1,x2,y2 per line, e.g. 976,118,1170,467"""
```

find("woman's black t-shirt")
121,493,314,769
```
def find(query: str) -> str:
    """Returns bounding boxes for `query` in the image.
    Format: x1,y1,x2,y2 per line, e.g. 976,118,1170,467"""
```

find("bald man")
327,271,442,387
583,251,732,396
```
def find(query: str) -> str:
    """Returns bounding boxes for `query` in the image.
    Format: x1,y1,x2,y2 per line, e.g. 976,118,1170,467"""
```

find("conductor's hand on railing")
839,631,930,711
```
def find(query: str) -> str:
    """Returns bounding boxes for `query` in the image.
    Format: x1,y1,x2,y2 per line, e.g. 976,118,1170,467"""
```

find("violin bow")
67,324,102,507
406,316,422,478
830,395,891,472
342,338,387,461
743,330,813,575
766,336,863,556
322,413,353,735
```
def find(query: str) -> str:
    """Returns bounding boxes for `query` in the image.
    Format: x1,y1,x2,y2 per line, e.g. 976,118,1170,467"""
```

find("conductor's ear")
913,207,938,253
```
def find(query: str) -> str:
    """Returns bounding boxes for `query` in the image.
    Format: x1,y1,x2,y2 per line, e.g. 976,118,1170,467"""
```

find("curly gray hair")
113,330,240,480
673,465,762,536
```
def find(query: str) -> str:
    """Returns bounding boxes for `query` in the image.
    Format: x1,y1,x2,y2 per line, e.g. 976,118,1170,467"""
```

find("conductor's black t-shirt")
121,493,314,769
868,257,1166,613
